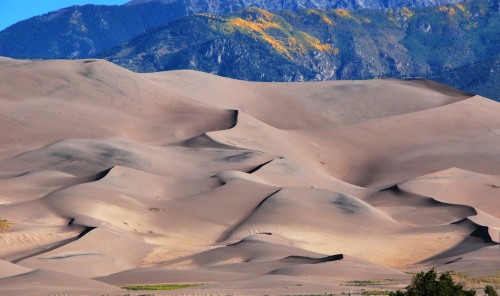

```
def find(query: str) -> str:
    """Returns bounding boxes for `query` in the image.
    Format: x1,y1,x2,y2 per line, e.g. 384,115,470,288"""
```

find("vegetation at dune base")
448,270,500,286
389,269,478,296
0,219,12,232
347,280,380,286
122,283,203,290
363,290,392,295
485,285,498,296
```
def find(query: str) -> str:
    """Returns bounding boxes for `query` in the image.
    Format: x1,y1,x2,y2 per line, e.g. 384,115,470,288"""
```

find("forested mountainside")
104,0,499,100
0,0,469,59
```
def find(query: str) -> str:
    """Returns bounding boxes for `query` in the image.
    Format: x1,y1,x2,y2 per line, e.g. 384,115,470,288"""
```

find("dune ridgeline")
0,57,499,295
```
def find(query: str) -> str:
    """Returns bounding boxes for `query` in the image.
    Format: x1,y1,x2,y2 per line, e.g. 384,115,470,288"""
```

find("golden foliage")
245,7,274,21
439,6,456,15
228,17,280,32
305,10,335,26
400,7,414,18
298,32,339,54
226,17,291,57
321,14,335,26
335,9,353,19
333,9,362,24
221,12,338,59
455,4,466,12
0,219,12,233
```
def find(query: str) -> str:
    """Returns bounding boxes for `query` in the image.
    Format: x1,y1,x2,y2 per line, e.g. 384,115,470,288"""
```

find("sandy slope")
0,57,498,295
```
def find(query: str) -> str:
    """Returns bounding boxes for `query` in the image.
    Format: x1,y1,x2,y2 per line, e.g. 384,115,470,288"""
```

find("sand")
0,57,498,295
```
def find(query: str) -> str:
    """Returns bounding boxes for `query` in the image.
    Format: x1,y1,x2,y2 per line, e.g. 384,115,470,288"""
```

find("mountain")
127,0,464,11
0,2,190,59
1,0,495,99
1,57,500,295
432,56,500,101
103,0,499,100
0,0,467,59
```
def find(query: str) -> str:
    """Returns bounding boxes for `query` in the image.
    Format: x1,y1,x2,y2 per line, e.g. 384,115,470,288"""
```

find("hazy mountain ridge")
103,0,499,100
127,0,464,11
0,2,189,59
0,0,468,59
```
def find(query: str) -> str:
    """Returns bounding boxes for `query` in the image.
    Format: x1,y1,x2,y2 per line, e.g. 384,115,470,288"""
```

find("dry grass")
347,280,380,286
449,270,500,288
122,283,204,291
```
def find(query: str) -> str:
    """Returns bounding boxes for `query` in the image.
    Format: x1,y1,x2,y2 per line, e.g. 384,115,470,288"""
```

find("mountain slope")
0,0,470,59
103,0,499,100
127,0,464,11
0,2,190,59
432,56,500,101
104,9,342,80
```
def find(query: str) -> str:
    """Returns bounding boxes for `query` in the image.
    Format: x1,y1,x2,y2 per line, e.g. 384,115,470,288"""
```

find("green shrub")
389,269,476,296
485,285,498,296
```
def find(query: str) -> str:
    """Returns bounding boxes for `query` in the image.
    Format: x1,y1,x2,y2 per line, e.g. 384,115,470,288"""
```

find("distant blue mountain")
0,2,188,59
0,0,465,59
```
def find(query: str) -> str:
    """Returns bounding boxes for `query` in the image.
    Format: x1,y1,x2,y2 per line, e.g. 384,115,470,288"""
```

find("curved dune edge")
0,59,499,295
398,168,500,243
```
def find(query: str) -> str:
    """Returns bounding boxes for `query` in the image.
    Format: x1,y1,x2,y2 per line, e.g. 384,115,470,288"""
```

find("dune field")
0,57,498,295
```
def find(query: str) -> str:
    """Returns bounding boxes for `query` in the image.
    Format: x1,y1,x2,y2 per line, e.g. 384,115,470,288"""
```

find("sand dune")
399,168,500,218
145,71,470,130
0,269,120,296
0,58,499,295
0,260,32,278
398,168,500,243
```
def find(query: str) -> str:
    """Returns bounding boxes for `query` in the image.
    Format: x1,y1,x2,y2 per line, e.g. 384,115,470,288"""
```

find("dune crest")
0,59,498,295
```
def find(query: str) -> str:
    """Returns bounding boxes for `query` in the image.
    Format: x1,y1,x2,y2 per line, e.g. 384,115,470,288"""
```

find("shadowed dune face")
0,58,499,295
